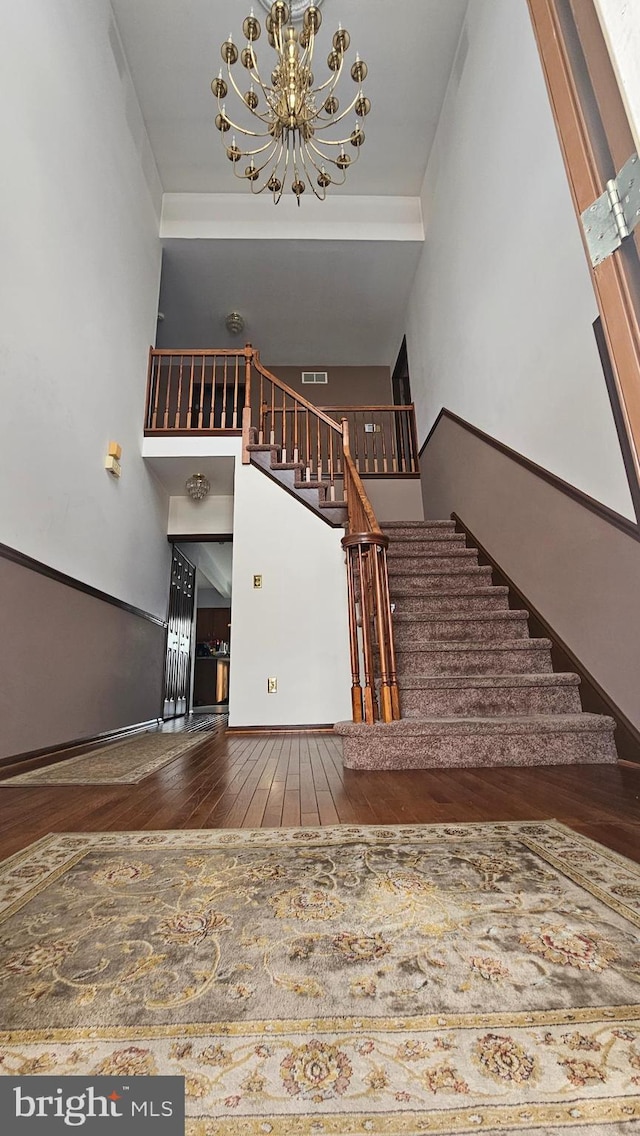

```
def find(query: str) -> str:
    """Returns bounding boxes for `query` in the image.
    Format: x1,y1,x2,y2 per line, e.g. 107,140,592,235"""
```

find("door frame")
527,0,640,516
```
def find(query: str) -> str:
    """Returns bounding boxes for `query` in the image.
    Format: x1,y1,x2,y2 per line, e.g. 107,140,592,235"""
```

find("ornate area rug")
0,822,640,1134
0,717,227,786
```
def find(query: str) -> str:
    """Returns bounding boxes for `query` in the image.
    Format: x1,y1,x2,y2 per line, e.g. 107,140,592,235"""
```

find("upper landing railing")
144,347,419,477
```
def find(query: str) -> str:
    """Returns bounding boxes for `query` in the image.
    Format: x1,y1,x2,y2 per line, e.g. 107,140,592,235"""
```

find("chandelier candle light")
212,1,370,203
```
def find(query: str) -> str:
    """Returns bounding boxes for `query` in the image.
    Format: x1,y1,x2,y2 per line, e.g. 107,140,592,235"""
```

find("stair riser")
342,729,617,770
388,552,479,573
390,569,493,591
388,539,467,555
392,593,509,614
401,686,582,717
394,618,529,645
396,646,553,675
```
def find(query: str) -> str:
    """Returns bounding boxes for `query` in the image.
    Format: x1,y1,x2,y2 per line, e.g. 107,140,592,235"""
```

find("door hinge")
581,152,640,267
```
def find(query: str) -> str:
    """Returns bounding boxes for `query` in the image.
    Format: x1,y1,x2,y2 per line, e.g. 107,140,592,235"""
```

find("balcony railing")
144,348,419,477
145,349,251,434
320,406,419,476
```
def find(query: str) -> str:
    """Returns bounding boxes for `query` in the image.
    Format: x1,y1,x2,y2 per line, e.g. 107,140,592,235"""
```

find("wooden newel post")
344,547,364,722
242,344,253,465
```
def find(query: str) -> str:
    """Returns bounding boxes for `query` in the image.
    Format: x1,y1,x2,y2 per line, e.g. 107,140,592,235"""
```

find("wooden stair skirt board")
247,443,347,527
335,520,619,771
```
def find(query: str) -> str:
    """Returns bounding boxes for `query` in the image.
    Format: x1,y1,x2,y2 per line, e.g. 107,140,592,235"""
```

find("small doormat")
0,822,639,1133
0,717,227,786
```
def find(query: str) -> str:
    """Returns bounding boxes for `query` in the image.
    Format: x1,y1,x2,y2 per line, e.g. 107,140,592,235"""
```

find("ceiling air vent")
301,371,328,384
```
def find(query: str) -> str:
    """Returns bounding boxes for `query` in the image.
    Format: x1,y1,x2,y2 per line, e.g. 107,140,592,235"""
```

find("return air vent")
301,371,328,385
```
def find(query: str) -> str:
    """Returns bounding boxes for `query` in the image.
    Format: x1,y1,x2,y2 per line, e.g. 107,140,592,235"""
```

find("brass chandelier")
211,1,370,204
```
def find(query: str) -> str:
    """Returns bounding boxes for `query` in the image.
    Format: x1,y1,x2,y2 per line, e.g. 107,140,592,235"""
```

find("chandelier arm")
297,140,329,200
273,131,290,204
233,137,280,159
248,136,286,194
308,134,358,148
224,56,274,126
300,159,327,201
216,98,272,139
313,50,345,96
307,141,351,184
313,90,361,131
233,143,280,180
301,26,316,71
295,134,330,202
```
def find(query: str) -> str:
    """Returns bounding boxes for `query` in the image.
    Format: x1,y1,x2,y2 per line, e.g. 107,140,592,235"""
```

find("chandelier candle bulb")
211,2,369,202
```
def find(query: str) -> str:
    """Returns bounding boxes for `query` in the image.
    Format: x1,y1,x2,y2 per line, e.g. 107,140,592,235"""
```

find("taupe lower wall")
265,365,392,407
420,415,640,733
365,479,424,522
0,556,167,761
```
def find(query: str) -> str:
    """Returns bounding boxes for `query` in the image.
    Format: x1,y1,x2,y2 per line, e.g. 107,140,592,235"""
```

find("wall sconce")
105,441,122,478
185,473,211,500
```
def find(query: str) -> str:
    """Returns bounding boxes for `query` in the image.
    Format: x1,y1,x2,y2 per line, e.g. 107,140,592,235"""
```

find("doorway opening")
170,538,233,718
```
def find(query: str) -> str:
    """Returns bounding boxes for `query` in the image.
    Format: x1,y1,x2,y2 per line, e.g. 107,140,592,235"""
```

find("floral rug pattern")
0,822,639,1133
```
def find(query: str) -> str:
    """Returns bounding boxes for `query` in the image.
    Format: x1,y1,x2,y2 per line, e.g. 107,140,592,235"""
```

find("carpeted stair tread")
336,714,617,769
394,611,531,645
398,671,583,717
396,640,554,676
389,548,478,561
381,520,456,530
397,637,551,654
336,713,614,737
387,536,467,552
391,586,507,596
391,589,510,614
389,570,495,592
398,673,580,690
318,499,348,510
393,611,529,626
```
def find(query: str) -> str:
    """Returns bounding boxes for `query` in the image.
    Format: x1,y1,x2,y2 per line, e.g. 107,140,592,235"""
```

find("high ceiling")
111,0,469,196
156,237,423,365
110,0,469,365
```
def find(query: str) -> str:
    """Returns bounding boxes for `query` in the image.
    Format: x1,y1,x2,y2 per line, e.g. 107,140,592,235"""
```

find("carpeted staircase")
335,520,618,770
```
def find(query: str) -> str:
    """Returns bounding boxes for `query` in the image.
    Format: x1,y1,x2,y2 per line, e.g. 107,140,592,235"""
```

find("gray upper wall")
404,0,634,521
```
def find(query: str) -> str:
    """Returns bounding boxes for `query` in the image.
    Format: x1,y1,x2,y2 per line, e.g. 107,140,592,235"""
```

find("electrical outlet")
267,677,277,694
253,574,262,589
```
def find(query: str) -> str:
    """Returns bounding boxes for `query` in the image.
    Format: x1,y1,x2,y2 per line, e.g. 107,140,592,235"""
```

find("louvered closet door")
163,548,195,718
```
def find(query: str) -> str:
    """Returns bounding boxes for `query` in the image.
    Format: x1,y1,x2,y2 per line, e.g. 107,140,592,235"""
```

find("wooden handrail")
252,352,343,433
319,404,415,412
341,419,400,724
148,347,254,358
341,422,382,535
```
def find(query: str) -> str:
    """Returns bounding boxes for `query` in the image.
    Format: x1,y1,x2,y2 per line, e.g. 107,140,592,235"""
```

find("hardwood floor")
0,726,639,863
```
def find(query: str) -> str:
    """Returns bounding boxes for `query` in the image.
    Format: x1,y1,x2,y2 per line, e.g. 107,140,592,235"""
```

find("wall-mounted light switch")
253,574,263,589
267,677,277,694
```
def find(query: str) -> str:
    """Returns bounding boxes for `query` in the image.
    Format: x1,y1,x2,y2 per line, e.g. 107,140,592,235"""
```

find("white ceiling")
145,455,236,495
156,237,423,364
111,0,468,366
177,542,234,596
111,0,469,197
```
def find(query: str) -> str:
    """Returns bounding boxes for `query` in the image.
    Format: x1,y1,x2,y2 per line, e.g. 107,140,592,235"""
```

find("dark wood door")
163,548,195,718
392,337,412,406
